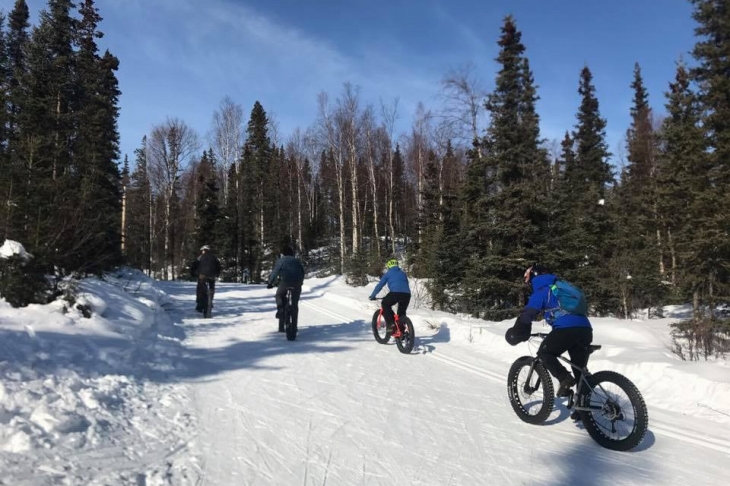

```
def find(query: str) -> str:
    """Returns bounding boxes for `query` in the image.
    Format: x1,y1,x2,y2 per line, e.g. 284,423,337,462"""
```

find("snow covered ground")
1,270,729,485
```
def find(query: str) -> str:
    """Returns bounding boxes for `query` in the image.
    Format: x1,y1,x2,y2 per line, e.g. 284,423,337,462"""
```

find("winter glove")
267,283,274,289
505,326,530,346
368,296,376,301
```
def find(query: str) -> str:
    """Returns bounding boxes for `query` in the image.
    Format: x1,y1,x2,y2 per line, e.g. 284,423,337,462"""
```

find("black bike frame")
525,333,608,414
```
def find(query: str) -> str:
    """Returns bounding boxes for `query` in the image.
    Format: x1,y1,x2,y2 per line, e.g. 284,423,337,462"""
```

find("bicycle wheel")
204,286,213,318
371,310,391,344
285,303,296,341
507,356,555,425
579,371,648,451
395,317,415,354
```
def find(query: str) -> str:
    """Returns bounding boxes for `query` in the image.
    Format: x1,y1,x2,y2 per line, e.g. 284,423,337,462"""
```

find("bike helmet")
385,258,398,269
523,263,548,284
200,245,211,252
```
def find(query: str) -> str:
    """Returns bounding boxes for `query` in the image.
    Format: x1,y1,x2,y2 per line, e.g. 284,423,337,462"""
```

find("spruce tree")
74,0,122,272
194,150,221,253
614,63,664,316
461,15,550,318
689,0,730,314
126,137,152,272
240,101,272,281
561,66,615,313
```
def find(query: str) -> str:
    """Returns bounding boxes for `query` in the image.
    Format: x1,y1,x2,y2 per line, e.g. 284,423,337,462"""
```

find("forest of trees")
1,0,728,352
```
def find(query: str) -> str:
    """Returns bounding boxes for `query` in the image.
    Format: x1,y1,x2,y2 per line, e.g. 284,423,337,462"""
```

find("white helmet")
200,245,210,252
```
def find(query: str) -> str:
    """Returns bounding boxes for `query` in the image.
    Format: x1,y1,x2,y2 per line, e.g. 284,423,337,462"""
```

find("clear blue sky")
20,0,697,167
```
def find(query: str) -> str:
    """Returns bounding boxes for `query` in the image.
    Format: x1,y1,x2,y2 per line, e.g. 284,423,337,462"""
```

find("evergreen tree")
614,63,664,316
3,0,30,241
561,66,615,313
240,101,272,282
126,137,152,272
414,149,441,279
19,0,78,270
74,0,122,272
689,0,730,314
462,16,550,318
194,150,221,253
656,61,709,306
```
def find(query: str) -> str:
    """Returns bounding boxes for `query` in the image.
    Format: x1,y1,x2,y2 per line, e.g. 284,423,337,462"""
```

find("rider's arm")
268,258,283,286
369,273,389,299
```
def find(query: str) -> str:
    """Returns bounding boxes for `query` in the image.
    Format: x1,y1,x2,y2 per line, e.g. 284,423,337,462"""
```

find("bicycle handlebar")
530,332,549,339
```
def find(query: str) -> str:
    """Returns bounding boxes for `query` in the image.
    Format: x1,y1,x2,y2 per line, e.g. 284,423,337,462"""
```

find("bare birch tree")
438,63,487,158
147,118,199,280
209,96,244,200
317,92,347,274
380,97,399,255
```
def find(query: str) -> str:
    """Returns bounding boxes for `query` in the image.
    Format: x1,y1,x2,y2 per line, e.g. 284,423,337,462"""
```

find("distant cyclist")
368,258,411,330
267,246,305,332
191,245,221,312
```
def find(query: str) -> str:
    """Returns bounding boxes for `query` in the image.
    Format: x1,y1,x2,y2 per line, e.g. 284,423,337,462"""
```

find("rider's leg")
536,329,573,385
381,293,398,328
275,286,286,318
275,286,287,332
566,327,593,390
290,286,302,329
394,292,411,320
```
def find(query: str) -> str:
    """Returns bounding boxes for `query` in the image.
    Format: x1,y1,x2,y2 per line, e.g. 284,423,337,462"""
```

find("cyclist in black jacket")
191,245,221,312
267,246,305,332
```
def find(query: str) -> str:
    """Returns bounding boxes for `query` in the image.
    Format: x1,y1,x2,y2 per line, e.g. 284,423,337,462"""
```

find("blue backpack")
548,279,588,317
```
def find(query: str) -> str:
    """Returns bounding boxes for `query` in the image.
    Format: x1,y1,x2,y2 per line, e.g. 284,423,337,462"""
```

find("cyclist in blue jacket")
368,258,411,330
505,264,593,398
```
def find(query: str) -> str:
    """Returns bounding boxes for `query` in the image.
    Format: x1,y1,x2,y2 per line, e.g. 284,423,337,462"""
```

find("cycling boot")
556,375,576,397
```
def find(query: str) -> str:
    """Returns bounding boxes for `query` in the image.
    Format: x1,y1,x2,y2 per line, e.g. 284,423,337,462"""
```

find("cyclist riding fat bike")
267,246,305,332
191,245,222,312
505,264,593,397
368,258,411,330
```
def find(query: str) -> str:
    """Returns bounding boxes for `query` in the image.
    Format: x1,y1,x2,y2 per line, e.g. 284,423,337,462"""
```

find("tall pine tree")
561,66,615,313
461,16,550,318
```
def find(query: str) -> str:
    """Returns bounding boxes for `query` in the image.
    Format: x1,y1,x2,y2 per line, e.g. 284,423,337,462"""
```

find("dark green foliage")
194,150,221,252
612,63,665,317
456,16,550,317
125,137,152,272
557,66,615,313
0,254,51,307
239,101,272,282
0,0,122,277
687,0,730,316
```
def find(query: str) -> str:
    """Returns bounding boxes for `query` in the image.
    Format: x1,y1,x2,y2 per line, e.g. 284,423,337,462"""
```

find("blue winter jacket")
526,274,591,329
369,266,410,298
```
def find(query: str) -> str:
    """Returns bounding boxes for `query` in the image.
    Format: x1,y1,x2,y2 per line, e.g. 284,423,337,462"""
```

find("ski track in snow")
161,282,729,486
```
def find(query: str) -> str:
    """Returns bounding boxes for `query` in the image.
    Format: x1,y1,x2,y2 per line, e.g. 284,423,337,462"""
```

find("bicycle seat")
588,344,602,353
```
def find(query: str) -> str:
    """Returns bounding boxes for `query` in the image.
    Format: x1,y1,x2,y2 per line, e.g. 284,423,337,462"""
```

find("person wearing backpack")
505,264,593,398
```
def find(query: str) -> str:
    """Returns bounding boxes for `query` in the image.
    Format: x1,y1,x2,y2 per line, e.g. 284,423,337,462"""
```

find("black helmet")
281,246,294,256
523,263,548,284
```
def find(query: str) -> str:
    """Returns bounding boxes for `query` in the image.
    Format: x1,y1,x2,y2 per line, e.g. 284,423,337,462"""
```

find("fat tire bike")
507,332,649,451
370,299,415,354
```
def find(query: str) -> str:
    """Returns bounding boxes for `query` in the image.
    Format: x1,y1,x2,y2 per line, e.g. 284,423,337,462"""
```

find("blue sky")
19,0,697,168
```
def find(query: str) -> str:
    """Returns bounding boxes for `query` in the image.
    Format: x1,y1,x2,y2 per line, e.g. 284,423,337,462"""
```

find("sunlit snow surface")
1,270,728,485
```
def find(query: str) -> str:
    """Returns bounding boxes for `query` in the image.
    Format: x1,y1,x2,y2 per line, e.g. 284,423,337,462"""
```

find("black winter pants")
537,327,593,386
381,292,411,325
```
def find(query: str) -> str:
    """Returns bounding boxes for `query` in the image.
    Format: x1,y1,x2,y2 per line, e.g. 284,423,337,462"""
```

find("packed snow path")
158,280,729,486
